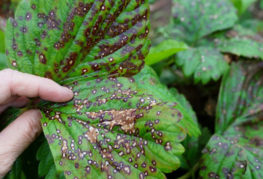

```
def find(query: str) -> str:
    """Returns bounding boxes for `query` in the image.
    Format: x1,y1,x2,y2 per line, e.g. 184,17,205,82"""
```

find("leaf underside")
200,61,263,178
6,0,200,178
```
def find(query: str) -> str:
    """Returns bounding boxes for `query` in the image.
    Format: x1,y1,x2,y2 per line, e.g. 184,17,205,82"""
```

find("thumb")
0,110,42,178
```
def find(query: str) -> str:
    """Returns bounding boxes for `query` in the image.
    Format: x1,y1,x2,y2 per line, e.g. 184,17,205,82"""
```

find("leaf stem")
177,162,200,179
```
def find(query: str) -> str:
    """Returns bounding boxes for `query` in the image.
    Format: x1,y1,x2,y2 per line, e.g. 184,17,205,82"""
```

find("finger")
9,97,29,108
0,96,18,113
0,110,42,177
0,69,73,103
0,97,29,114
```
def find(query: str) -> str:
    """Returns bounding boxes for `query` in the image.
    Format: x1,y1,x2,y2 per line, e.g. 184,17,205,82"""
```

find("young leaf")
175,47,229,84
145,40,188,66
5,0,150,81
200,61,263,178
172,0,238,44
216,25,263,59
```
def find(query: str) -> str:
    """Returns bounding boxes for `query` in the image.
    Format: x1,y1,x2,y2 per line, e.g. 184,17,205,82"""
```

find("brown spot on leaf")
84,126,99,143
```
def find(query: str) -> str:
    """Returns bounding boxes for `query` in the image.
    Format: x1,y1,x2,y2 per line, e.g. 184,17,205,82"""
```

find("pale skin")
0,69,73,178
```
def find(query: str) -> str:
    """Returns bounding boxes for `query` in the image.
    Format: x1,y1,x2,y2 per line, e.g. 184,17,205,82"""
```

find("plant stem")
177,162,199,179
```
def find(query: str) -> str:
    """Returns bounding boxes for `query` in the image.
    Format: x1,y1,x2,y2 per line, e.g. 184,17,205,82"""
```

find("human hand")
0,69,73,178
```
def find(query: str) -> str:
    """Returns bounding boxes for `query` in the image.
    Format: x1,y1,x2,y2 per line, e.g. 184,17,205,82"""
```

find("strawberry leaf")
5,0,150,81
216,25,263,60
145,40,188,66
200,61,263,178
172,0,238,44
175,47,229,84
5,0,200,178
39,66,200,178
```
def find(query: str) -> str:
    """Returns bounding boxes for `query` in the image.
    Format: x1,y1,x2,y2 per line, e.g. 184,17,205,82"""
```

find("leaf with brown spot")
5,0,150,80
216,25,263,60
200,61,263,178
4,0,200,178
39,66,200,178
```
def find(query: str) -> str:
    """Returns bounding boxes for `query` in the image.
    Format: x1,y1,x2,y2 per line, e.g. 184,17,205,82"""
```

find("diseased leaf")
169,88,197,124
145,40,188,66
216,25,263,59
6,0,150,81
169,88,211,170
6,0,201,178
216,61,263,133
172,0,238,44
40,66,199,178
175,47,229,84
200,61,263,178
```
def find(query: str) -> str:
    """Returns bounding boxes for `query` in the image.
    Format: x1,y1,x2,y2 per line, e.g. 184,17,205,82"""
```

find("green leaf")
172,0,238,44
6,0,150,81
37,141,65,179
0,107,22,130
145,40,188,66
39,65,199,178
200,61,263,178
230,0,256,15
180,127,211,170
0,53,8,70
6,0,200,178
216,25,263,59
4,158,26,179
0,29,5,53
169,88,197,124
169,88,211,170
175,47,229,84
